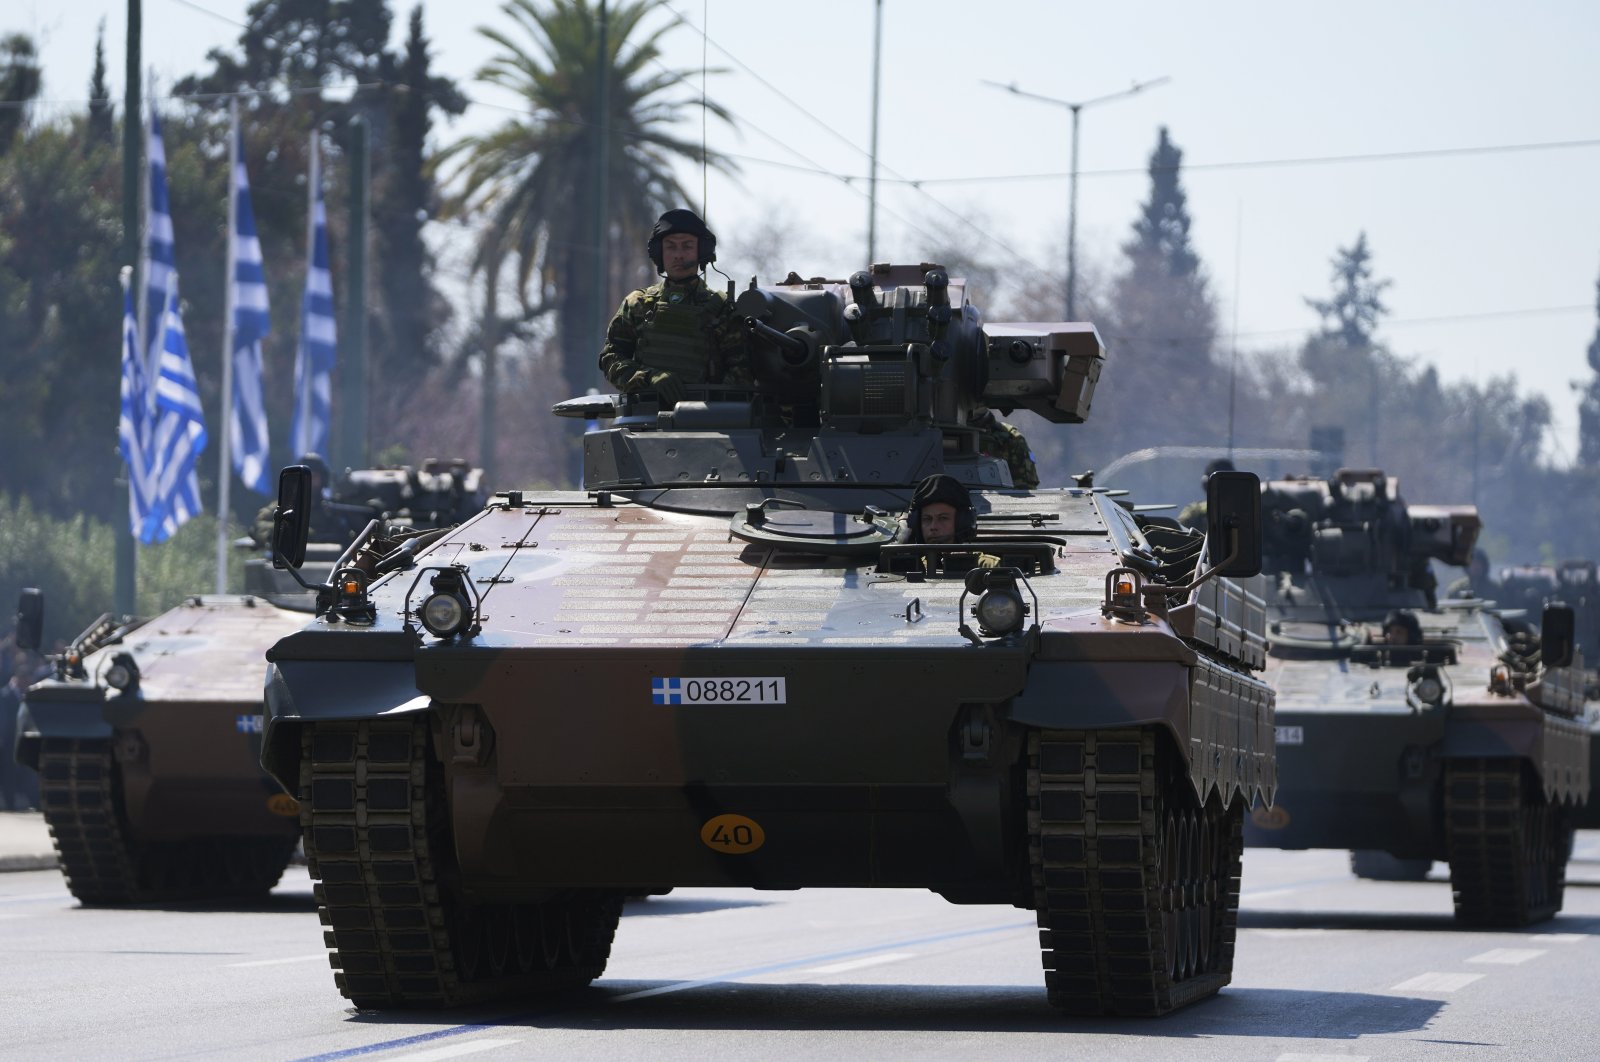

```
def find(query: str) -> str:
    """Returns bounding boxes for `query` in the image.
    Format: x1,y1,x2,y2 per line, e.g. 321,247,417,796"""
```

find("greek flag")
117,280,155,538
141,109,176,361
230,128,272,495
143,278,208,542
291,137,335,459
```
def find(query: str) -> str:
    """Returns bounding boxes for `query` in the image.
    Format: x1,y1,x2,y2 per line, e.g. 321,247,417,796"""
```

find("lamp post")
982,76,1170,320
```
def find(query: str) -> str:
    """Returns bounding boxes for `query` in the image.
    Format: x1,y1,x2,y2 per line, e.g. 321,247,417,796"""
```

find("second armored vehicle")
262,265,1273,1015
12,460,486,904
1242,469,1589,923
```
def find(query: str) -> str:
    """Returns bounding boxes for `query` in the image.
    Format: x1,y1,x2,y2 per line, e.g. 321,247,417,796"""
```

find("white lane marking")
1467,948,1547,965
1276,1055,1371,1062
803,952,915,975
223,954,327,969
385,1040,522,1062
1391,972,1485,992
1529,933,1587,943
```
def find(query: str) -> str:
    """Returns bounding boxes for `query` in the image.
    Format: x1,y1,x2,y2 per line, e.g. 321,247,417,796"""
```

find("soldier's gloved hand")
647,371,687,407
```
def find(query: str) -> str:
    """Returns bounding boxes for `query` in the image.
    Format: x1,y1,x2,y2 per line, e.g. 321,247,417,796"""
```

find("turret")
555,264,1105,492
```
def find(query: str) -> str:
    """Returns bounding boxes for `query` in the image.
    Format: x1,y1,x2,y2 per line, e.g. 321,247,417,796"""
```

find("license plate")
1275,725,1304,745
652,677,787,705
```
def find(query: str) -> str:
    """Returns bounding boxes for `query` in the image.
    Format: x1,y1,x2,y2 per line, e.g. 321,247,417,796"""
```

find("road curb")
0,853,59,873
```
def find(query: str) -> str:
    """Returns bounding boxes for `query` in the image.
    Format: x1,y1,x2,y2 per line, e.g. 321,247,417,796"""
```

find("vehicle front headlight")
974,588,1025,636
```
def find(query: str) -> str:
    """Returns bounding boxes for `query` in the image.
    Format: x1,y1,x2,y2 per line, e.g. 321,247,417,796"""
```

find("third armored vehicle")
262,265,1273,1015
12,459,486,904
1242,469,1589,923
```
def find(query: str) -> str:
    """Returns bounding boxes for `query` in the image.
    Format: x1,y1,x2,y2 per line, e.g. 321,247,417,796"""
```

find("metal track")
299,717,622,1009
38,737,297,904
1445,758,1570,927
1029,727,1243,1016
37,739,140,905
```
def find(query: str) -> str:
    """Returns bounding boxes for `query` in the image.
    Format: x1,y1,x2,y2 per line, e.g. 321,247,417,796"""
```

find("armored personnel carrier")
1242,469,1589,922
262,264,1273,1016
12,459,485,905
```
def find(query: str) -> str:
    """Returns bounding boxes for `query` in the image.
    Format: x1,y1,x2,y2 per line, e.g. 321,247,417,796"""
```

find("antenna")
701,0,709,210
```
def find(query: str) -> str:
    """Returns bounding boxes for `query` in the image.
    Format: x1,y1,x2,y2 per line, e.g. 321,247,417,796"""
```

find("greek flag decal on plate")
653,678,683,705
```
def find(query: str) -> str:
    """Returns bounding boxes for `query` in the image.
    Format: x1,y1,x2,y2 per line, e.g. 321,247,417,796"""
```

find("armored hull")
13,462,487,905
17,596,308,903
1242,471,1589,923
261,265,1275,1015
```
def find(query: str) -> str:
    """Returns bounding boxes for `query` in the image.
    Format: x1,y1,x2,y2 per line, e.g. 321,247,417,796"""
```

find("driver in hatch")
903,473,998,574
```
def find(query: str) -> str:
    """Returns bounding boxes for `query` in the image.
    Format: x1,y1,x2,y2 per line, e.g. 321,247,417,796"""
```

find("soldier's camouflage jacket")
973,408,1039,489
598,276,752,391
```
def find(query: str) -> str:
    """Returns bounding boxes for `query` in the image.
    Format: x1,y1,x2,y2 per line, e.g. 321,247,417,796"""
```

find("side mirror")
1540,603,1576,668
14,588,43,651
272,465,315,570
1206,471,1263,578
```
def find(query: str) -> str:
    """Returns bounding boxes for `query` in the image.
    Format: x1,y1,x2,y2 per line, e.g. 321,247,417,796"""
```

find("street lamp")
981,76,1170,321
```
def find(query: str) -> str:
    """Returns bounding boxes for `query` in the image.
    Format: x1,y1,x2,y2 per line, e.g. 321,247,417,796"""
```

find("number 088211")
681,678,786,704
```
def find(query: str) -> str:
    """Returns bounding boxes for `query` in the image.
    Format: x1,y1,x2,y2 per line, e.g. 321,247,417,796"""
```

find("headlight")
104,651,140,693
420,592,469,638
974,589,1025,635
1413,675,1444,705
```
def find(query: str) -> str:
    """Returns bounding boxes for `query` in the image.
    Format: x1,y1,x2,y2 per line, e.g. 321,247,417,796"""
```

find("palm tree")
445,0,735,476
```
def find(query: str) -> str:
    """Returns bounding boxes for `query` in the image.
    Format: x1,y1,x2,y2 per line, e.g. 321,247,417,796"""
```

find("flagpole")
216,97,238,595
296,129,317,456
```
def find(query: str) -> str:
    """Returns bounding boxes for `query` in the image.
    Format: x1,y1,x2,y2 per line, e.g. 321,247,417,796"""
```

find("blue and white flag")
143,279,208,543
142,109,176,363
117,279,155,538
230,127,272,495
291,137,335,459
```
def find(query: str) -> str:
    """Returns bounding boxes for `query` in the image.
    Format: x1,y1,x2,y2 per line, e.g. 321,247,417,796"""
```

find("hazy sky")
13,0,1600,463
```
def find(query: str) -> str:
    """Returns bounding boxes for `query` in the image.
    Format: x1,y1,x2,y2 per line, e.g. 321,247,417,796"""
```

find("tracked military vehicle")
12,460,485,905
262,264,1273,1016
1241,469,1589,923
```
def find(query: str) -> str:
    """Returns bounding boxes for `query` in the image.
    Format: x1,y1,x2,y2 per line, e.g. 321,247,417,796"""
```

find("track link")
38,737,298,904
300,716,622,1009
1029,728,1243,1016
38,739,140,904
1445,758,1571,927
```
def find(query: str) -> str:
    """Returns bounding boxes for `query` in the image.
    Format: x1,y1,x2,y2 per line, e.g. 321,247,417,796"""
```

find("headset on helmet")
647,208,717,272
905,473,978,543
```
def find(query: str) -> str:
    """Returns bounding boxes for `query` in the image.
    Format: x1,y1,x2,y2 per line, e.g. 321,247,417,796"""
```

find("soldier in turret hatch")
598,208,752,407
1179,457,1236,530
972,406,1039,489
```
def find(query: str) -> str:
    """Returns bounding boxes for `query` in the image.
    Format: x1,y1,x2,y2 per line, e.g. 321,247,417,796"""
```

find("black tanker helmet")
907,473,977,542
647,208,717,273
1382,609,1422,645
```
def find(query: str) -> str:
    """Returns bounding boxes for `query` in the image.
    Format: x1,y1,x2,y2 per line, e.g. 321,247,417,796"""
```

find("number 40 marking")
700,813,766,854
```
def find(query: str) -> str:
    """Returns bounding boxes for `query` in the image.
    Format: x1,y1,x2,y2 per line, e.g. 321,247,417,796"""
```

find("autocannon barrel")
744,316,810,365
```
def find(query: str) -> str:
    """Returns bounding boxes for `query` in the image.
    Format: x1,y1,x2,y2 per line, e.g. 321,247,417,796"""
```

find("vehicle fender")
1442,710,1590,804
14,694,113,770
1008,660,1188,738
261,660,429,793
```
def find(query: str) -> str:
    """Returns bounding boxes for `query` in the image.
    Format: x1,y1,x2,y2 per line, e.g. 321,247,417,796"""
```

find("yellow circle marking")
1250,804,1291,830
700,814,765,854
267,793,301,818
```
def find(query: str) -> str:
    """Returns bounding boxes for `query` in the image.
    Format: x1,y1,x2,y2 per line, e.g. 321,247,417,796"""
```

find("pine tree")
1089,125,1219,460
1299,234,1394,464
1122,126,1201,280
376,5,466,383
0,34,42,156
87,22,114,147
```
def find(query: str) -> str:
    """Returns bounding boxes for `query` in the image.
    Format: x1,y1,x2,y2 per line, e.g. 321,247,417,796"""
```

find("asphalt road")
6,840,1600,1062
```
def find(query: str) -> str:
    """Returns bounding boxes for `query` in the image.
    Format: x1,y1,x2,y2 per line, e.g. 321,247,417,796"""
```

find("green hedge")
0,494,247,647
